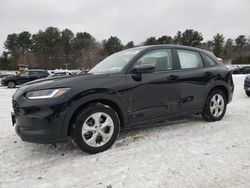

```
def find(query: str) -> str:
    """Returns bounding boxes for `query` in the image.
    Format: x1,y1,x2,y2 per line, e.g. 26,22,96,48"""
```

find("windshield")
89,49,141,74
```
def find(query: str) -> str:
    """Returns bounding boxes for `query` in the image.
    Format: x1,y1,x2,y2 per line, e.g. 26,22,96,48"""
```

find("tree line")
0,27,249,70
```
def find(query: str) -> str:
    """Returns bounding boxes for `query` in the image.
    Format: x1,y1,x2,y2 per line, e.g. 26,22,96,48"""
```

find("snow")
0,75,250,188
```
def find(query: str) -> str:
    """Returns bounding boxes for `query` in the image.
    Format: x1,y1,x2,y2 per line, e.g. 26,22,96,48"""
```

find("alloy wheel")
81,112,114,147
210,94,225,118
8,82,15,88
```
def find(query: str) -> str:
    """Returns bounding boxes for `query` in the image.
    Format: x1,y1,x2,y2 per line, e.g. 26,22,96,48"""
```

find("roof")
129,44,211,54
26,69,46,71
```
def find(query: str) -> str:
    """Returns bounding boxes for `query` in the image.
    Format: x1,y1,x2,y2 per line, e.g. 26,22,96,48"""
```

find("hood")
19,74,109,92
23,75,70,86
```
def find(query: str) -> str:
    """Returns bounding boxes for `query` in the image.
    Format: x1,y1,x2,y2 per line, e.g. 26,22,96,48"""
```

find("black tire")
246,90,250,97
7,81,16,88
202,89,227,122
71,103,120,154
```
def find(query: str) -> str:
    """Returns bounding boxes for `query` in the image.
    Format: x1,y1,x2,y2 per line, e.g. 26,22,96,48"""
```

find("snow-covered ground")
0,75,250,188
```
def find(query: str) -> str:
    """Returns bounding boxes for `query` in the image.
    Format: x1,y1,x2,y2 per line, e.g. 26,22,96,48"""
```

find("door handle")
167,75,178,80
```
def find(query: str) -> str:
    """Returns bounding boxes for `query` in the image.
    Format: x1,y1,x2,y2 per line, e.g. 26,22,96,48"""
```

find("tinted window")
134,49,173,71
177,50,203,69
202,54,217,66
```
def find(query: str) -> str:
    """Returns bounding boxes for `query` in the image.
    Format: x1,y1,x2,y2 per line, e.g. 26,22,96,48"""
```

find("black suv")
1,69,49,88
11,45,234,154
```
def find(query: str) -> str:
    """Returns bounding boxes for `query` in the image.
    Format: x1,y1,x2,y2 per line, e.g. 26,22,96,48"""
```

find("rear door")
174,49,216,112
125,48,182,124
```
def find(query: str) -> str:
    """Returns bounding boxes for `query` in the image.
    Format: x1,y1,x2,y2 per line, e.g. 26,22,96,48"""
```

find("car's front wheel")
7,81,16,88
246,90,250,97
71,103,120,154
202,89,227,122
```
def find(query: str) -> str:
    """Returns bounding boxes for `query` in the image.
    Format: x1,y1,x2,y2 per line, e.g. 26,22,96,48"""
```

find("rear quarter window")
202,53,217,67
177,50,203,69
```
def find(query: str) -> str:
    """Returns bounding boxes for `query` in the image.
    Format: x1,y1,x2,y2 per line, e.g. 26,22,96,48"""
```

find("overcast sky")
0,0,250,53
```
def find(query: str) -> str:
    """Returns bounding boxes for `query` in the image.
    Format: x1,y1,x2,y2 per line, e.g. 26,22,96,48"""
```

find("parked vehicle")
244,75,250,97
231,65,243,74
1,69,49,88
0,73,15,85
11,45,234,154
229,65,250,74
0,73,14,79
242,66,250,74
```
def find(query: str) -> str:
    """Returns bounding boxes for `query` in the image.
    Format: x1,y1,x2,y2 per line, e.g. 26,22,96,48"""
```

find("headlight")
26,88,70,99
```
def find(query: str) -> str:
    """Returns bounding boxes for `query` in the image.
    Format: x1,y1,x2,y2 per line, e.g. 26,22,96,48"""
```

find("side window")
18,71,29,77
202,54,217,66
177,50,203,69
29,71,45,76
29,71,40,76
133,49,173,71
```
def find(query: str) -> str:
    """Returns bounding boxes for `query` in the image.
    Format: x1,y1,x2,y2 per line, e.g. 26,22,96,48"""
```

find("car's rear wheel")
71,103,120,154
7,81,16,88
202,89,227,122
246,90,250,97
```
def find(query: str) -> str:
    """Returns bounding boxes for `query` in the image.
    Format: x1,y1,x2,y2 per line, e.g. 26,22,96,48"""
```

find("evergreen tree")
157,35,172,44
143,37,158,45
0,53,9,70
173,31,182,44
173,29,203,47
235,35,247,49
1,27,250,69
4,33,19,57
17,31,32,53
60,29,74,67
72,32,102,69
124,41,135,49
32,27,61,69
213,33,224,57
103,36,123,55
180,29,203,47
73,32,95,49
223,38,234,59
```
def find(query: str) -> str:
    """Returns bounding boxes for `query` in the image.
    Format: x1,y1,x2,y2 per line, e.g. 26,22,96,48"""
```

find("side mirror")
133,64,155,74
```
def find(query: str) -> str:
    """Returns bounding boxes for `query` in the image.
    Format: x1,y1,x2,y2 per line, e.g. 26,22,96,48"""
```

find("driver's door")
125,48,182,124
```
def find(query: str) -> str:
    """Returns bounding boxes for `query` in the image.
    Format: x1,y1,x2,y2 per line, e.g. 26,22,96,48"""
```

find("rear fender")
202,81,231,109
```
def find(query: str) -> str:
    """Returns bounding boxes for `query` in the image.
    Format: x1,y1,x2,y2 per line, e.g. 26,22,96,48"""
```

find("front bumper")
1,80,6,86
12,92,70,144
13,113,68,144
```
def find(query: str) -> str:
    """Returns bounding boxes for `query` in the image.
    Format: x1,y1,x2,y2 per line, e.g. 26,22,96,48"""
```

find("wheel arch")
63,94,127,137
212,85,229,103
203,83,230,108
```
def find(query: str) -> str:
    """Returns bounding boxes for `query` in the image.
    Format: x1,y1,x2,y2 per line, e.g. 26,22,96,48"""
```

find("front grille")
12,100,20,114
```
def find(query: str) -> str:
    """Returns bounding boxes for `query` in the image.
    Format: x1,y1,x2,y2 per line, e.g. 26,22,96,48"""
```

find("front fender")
61,89,128,136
